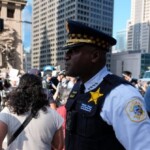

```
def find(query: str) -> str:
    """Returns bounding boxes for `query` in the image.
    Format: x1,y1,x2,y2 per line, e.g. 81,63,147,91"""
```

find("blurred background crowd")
1,69,150,115
1,67,150,149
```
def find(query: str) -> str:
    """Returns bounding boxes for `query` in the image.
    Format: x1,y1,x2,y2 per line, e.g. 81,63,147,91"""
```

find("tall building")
127,0,150,53
32,0,115,70
23,51,31,73
0,0,26,72
115,30,127,52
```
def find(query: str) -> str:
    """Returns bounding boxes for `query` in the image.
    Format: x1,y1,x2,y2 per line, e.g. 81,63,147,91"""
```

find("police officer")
62,20,150,150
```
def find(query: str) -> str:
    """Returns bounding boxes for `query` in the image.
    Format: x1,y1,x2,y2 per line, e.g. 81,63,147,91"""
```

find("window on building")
7,9,15,18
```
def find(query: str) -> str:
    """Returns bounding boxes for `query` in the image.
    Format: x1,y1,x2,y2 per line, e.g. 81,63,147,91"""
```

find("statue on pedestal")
0,25,17,69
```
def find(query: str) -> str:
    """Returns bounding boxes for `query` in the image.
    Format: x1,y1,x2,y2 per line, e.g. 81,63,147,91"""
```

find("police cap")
62,20,117,52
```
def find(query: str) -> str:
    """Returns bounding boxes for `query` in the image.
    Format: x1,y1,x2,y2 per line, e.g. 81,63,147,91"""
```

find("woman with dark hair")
0,73,64,150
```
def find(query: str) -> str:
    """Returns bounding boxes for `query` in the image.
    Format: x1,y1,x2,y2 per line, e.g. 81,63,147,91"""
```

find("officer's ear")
91,50,100,63
91,48,106,64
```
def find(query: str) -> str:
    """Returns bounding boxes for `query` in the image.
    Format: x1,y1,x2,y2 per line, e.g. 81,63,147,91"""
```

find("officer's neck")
80,66,103,83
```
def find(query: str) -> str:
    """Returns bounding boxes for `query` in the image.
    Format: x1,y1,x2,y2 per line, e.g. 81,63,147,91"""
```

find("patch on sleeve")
125,99,147,122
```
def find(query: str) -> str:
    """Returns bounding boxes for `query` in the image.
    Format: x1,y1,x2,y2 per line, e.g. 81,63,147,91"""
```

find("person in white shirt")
0,73,64,150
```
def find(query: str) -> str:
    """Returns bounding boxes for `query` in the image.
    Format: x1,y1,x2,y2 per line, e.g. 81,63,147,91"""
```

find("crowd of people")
0,19,150,149
0,67,77,149
122,70,149,96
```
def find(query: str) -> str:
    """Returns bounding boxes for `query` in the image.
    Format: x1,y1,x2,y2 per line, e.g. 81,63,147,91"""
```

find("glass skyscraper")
127,0,150,53
32,0,115,70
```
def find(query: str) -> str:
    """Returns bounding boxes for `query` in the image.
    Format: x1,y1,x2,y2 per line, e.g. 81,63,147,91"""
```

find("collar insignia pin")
69,91,77,98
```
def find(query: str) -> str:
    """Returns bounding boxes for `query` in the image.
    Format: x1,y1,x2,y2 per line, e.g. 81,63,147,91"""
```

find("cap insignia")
66,21,69,33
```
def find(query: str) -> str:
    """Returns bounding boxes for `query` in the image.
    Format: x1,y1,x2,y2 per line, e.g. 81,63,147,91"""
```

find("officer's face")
64,45,96,79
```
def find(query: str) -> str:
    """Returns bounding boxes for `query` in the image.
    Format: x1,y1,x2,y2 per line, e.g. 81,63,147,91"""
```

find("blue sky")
113,0,131,37
22,0,131,50
22,0,32,52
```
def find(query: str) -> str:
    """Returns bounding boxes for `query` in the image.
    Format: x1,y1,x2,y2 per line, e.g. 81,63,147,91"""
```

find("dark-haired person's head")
122,71,132,81
3,79,11,89
62,20,116,82
122,71,132,77
7,73,49,117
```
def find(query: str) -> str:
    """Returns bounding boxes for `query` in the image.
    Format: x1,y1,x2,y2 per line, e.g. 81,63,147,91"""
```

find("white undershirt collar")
84,66,111,92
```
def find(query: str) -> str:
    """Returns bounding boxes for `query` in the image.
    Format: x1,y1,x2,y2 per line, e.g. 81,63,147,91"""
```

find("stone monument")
0,0,26,76
0,25,16,69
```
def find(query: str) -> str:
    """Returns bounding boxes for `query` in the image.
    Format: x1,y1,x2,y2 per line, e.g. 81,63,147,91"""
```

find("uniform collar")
84,66,111,92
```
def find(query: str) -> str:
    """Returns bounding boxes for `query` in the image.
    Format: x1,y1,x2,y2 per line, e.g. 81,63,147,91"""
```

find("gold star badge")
88,88,104,105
